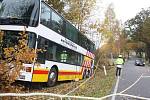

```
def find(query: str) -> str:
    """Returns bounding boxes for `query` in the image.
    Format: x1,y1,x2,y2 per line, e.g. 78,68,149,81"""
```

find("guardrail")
0,93,150,100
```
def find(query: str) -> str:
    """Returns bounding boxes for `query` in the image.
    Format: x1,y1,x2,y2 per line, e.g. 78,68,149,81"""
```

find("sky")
91,0,150,47
96,0,150,23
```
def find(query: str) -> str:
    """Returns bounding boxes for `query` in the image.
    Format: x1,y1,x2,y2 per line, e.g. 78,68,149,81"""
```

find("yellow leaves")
100,43,117,54
0,29,36,92
0,31,4,43
3,47,15,62
20,49,36,63
64,0,96,30
100,4,122,44
126,42,145,51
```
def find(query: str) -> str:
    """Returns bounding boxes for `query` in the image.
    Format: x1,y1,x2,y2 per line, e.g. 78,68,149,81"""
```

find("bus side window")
69,51,78,65
45,41,57,61
51,11,63,35
66,22,78,43
40,3,51,28
78,54,83,66
37,36,46,64
55,45,63,62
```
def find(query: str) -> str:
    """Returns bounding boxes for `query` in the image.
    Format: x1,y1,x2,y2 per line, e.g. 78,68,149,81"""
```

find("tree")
100,4,115,36
124,7,150,60
0,28,36,93
125,8,150,43
142,17,150,44
64,0,96,31
99,4,122,55
47,0,65,14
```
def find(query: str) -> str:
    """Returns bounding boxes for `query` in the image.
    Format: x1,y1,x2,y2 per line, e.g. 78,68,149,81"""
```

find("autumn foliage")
0,29,36,92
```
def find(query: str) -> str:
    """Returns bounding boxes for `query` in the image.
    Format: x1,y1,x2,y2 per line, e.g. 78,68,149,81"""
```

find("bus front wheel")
47,68,58,87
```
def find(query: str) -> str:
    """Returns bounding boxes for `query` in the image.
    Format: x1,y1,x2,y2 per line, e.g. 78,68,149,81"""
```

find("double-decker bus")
0,0,95,86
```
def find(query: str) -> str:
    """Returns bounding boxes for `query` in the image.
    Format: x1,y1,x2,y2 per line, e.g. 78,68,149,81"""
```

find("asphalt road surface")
111,57,150,100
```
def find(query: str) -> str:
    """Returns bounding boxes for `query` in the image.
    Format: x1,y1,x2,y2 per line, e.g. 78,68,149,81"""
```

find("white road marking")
119,74,143,94
141,76,150,78
111,76,120,100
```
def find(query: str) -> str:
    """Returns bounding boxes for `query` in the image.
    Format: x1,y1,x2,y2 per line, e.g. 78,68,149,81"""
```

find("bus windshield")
0,0,40,27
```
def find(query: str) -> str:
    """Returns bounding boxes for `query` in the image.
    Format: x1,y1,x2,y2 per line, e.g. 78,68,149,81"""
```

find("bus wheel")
47,68,58,87
82,70,87,79
87,70,90,78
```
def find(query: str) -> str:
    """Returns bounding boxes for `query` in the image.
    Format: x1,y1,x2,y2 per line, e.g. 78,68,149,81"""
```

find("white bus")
0,0,95,86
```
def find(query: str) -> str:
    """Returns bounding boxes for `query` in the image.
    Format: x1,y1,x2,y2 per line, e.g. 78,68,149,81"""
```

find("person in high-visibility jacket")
60,50,68,62
115,55,124,76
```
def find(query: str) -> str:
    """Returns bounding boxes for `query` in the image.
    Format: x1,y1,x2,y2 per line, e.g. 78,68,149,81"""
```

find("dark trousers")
116,67,122,76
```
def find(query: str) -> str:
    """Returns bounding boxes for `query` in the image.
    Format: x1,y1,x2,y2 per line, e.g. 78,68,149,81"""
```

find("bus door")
76,54,83,80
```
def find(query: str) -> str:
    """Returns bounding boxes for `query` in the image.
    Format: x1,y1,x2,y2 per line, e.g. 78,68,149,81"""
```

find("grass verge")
70,66,116,98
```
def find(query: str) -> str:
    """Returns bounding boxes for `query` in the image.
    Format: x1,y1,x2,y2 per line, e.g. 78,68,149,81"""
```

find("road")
111,57,150,100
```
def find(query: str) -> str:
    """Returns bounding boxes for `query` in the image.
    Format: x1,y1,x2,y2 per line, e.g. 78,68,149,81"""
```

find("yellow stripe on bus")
31,73,83,82
58,75,82,81
32,74,48,82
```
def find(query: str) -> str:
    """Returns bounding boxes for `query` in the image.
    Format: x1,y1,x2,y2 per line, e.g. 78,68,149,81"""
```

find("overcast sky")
95,0,150,23
91,0,150,47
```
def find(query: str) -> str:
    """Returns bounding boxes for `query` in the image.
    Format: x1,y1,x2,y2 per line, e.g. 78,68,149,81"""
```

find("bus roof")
42,1,95,47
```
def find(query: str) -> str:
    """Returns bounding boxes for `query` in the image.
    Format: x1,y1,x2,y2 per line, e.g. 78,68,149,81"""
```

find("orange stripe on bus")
33,67,84,76
59,72,81,75
33,70,49,74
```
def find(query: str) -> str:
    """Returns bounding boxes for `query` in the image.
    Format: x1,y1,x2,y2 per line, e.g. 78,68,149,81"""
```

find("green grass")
94,68,116,97
71,67,116,98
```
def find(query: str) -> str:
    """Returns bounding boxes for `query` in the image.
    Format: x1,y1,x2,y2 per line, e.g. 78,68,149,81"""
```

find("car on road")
135,59,145,66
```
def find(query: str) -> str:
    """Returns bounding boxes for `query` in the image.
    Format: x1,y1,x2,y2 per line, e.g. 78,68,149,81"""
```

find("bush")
0,30,36,93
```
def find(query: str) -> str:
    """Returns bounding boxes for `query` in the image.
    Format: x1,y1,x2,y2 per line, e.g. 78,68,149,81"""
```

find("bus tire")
82,70,87,79
47,68,58,87
87,70,90,78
